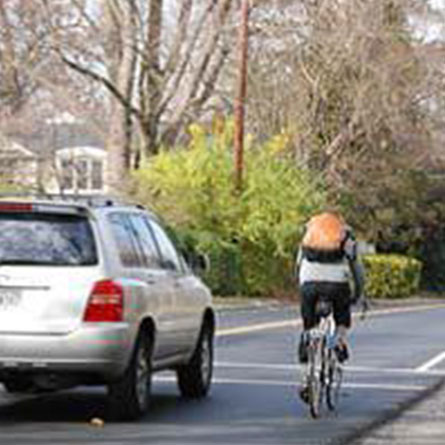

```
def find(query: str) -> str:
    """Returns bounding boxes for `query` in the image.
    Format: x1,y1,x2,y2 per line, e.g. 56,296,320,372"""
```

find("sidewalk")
351,378,445,445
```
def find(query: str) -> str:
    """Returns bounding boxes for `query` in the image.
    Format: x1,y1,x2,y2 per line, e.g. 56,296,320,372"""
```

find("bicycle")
302,296,369,418
302,297,341,418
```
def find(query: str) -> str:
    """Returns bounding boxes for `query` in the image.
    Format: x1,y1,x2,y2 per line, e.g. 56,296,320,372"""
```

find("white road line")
217,320,300,337
216,361,296,370
154,376,426,392
215,361,445,376
342,382,425,391
216,303,445,337
416,351,445,373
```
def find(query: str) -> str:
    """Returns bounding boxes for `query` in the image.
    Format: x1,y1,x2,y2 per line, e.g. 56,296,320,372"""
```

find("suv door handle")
146,276,156,285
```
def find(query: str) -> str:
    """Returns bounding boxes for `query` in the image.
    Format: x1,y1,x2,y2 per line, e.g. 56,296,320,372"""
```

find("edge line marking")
416,351,445,373
215,361,445,376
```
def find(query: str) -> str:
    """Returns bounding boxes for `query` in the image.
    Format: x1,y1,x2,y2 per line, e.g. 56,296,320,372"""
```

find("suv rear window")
0,213,97,266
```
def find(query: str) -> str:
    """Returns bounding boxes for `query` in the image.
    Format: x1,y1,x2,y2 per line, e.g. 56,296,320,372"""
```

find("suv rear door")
107,212,178,360
0,203,102,335
147,219,202,353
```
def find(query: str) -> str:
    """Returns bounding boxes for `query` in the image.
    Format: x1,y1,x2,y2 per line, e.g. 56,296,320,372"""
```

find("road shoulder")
348,377,445,445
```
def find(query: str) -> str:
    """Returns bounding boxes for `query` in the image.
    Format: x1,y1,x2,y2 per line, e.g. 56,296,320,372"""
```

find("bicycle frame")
310,312,336,348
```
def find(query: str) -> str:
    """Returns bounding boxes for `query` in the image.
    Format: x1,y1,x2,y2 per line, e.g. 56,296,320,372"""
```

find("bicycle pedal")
335,344,349,363
299,386,310,404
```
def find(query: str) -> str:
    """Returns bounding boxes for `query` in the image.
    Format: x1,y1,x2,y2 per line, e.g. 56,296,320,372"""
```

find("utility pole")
234,0,250,193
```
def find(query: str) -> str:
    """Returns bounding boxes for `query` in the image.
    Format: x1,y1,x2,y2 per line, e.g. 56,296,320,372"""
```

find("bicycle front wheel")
326,350,343,411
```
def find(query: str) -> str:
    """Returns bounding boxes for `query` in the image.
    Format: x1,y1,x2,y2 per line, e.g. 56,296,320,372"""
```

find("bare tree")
44,0,236,186
0,0,55,114
242,0,442,239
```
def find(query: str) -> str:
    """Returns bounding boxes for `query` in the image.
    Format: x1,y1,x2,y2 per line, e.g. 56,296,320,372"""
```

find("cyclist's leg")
298,283,320,404
332,283,352,362
299,282,319,363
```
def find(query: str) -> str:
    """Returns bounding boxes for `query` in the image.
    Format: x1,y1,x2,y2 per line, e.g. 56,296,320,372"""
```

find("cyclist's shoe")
335,339,349,363
298,332,309,363
299,385,310,404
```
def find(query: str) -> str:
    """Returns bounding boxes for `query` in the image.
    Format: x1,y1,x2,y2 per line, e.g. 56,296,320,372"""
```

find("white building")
0,122,108,195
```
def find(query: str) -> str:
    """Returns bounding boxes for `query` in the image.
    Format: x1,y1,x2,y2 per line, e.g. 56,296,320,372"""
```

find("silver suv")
0,196,215,420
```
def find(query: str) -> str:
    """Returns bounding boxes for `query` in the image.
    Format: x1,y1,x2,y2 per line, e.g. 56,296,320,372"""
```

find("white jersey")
296,247,352,286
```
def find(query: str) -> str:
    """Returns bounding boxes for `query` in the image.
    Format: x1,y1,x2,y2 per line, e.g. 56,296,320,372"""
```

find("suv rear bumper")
0,324,133,379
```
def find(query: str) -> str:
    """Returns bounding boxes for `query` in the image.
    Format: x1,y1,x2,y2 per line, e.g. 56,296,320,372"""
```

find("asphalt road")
1,303,445,445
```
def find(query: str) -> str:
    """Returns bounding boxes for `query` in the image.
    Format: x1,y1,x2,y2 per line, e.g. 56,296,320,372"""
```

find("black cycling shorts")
300,281,351,330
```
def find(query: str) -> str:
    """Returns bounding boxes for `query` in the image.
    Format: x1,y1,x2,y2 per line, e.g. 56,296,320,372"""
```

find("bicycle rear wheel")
326,350,343,411
308,341,324,418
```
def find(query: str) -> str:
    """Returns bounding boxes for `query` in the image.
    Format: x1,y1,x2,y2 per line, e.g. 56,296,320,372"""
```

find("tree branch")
60,54,142,121
157,0,221,116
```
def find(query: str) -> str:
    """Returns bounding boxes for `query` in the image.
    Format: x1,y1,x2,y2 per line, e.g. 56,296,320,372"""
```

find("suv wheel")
176,322,214,398
107,328,153,420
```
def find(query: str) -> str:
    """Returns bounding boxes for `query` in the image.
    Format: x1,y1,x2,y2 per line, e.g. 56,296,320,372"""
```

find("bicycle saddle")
315,298,333,318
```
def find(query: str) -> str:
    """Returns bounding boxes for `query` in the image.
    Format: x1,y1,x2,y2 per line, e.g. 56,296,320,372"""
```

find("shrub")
174,228,244,296
362,254,422,299
418,227,445,292
130,120,326,296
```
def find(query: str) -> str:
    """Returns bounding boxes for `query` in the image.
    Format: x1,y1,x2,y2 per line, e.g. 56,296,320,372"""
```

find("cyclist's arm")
294,247,303,282
350,257,365,303
344,237,365,303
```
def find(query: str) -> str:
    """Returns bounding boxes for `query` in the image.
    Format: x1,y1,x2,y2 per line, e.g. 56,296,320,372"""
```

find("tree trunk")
140,117,160,158
106,1,136,193
0,2,21,111
142,0,163,157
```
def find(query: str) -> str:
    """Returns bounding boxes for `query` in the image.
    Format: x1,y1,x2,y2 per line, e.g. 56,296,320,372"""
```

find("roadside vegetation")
131,120,326,296
362,255,423,299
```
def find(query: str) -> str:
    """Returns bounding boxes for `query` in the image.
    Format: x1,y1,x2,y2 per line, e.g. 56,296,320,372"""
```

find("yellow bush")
131,121,326,296
362,254,422,299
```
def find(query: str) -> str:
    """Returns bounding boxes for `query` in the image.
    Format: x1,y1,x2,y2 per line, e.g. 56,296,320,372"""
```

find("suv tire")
176,322,213,399
107,328,153,420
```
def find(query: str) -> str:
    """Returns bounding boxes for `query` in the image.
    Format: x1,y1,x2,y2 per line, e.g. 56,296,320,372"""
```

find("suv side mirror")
192,253,210,275
161,259,177,271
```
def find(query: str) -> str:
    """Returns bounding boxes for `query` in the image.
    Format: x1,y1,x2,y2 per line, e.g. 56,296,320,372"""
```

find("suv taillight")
84,280,124,322
0,202,33,212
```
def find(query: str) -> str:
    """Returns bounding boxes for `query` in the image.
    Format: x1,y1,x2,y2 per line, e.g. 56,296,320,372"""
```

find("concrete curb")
213,297,445,314
338,377,445,445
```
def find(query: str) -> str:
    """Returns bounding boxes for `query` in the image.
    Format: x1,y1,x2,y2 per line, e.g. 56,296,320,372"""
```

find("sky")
430,0,445,7
410,0,445,41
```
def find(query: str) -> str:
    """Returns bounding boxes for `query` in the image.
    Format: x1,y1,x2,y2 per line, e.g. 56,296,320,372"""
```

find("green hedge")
362,254,422,299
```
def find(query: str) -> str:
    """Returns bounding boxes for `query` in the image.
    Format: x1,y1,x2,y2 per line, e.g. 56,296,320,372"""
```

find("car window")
108,213,143,268
147,219,183,272
127,214,162,268
0,213,97,266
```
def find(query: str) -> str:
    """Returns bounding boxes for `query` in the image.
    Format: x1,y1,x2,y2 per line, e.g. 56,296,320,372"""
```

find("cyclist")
295,212,365,395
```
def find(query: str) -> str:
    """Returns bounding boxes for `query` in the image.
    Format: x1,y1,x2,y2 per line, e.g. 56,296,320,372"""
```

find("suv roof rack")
0,193,144,209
